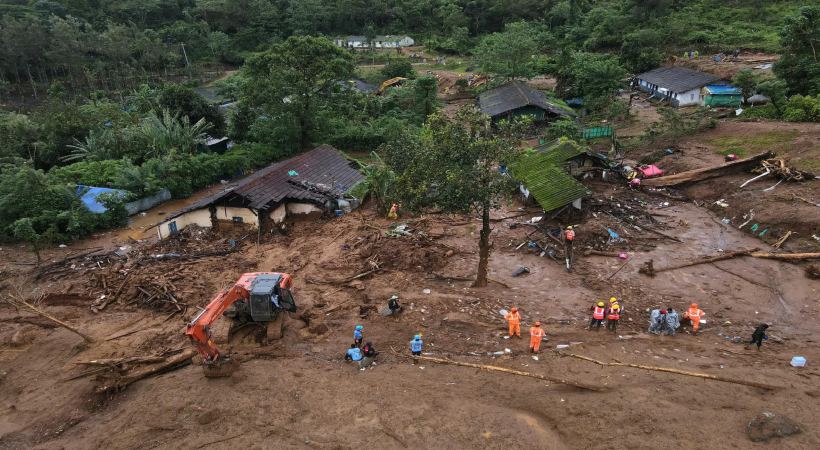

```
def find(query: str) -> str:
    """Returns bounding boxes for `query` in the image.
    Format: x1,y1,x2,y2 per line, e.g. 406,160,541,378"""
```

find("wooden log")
95,349,195,393
5,295,95,343
77,356,166,366
642,151,773,187
561,352,779,390
390,349,604,392
750,252,820,261
645,249,757,274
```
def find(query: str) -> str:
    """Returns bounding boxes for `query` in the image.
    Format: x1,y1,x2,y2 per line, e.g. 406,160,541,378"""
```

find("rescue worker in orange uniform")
684,303,705,335
505,307,522,338
529,321,546,353
606,304,621,332
589,301,606,330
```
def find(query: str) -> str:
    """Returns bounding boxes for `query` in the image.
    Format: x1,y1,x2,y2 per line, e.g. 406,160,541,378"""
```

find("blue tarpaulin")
76,185,127,214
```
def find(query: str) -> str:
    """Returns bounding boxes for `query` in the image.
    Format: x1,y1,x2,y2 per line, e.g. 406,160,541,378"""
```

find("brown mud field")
1,128,819,449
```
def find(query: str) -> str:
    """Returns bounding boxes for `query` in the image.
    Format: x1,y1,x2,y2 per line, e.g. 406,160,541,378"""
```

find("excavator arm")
185,284,250,362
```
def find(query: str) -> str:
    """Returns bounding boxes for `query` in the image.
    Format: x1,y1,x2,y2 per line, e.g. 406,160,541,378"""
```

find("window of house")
690,93,695,100
168,221,178,235
232,217,243,223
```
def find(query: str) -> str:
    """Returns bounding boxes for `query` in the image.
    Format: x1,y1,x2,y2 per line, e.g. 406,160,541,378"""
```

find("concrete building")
156,145,363,239
635,66,724,107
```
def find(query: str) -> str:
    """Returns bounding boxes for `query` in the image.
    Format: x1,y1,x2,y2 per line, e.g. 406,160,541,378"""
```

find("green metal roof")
531,140,587,165
511,146,591,212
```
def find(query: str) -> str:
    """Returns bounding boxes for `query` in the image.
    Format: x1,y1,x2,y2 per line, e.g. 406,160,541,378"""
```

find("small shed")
702,85,742,108
478,82,575,123
635,67,723,107
156,145,364,239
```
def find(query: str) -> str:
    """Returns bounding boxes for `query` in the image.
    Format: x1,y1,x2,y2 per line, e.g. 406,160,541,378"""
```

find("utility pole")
181,43,192,79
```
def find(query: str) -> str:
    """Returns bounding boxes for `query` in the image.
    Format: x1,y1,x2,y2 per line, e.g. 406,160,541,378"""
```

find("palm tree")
137,109,211,158
61,128,115,163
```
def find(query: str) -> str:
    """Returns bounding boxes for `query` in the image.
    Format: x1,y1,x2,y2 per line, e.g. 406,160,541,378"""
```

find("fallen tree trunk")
642,249,820,276
640,249,757,275
5,295,95,343
95,349,195,394
642,151,773,187
561,352,779,390
390,349,604,392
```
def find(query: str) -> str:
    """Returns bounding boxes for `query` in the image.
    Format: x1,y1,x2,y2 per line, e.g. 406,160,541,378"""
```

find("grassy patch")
709,130,800,155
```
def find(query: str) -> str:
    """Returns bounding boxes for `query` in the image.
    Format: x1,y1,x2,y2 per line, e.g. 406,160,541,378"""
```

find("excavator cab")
248,274,297,321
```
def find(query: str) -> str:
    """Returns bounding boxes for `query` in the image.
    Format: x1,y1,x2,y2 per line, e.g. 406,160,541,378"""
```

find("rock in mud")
746,411,802,442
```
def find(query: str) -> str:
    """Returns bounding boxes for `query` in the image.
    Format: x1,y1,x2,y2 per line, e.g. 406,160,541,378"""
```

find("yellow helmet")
612,304,620,310
609,297,618,303
567,225,573,230
597,301,605,307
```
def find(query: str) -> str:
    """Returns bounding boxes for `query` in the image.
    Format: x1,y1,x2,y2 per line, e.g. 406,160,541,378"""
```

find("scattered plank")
772,231,793,249
561,352,779,390
642,151,773,187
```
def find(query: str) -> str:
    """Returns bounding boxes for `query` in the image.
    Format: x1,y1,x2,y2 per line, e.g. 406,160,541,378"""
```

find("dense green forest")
0,0,817,248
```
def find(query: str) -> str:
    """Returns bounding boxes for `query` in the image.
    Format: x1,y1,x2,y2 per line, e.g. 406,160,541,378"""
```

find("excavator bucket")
203,357,239,378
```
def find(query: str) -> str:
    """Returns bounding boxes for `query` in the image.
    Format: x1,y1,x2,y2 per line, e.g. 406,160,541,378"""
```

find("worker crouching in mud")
589,302,606,330
683,303,705,335
361,342,379,368
345,344,364,371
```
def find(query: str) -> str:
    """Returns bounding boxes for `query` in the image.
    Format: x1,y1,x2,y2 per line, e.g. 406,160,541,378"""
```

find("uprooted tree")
384,107,526,287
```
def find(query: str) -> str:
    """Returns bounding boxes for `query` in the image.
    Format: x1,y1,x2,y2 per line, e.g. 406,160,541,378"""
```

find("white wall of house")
674,88,703,107
214,206,259,226
398,36,415,46
287,202,323,217
269,204,287,224
156,208,212,239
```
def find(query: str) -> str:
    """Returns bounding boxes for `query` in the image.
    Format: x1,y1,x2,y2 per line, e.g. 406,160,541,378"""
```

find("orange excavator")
185,272,297,377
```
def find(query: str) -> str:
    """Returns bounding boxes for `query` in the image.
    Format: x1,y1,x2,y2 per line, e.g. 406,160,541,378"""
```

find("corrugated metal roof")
636,67,721,93
165,145,363,220
704,84,741,95
511,147,591,212
478,82,575,119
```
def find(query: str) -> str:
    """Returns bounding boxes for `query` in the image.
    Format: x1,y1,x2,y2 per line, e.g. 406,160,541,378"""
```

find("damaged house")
156,145,364,239
634,66,723,107
511,140,595,212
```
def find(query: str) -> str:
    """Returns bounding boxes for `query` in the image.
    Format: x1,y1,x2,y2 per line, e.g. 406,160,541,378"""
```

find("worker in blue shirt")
410,335,423,364
353,325,364,348
345,344,363,370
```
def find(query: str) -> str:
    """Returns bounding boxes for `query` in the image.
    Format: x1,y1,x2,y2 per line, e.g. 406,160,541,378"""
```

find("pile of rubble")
38,226,247,315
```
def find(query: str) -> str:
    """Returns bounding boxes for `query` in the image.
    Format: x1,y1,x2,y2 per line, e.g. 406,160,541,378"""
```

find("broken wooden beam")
561,352,779,390
642,250,820,276
642,151,773,187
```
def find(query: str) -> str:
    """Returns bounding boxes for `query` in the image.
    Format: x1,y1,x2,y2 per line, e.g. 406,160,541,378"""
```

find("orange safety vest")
593,306,605,320
607,310,620,320
565,230,575,241
530,327,545,337
506,312,521,325
687,308,702,319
